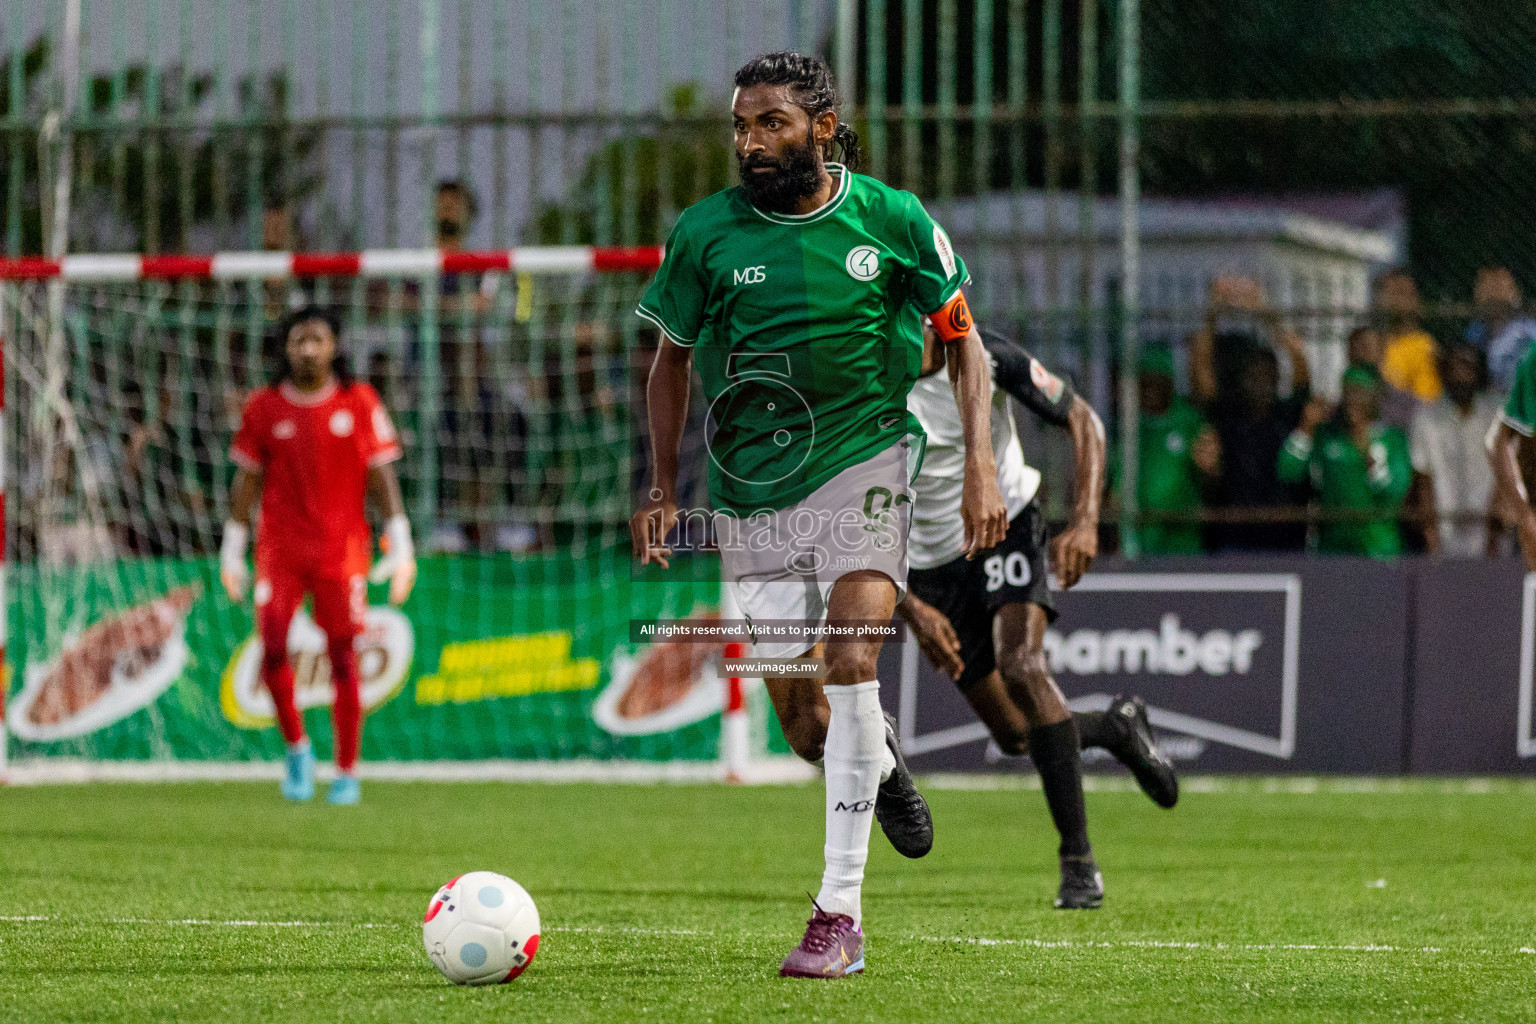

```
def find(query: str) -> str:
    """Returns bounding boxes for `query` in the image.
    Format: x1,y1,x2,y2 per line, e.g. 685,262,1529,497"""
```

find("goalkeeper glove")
220,521,251,602
369,514,418,606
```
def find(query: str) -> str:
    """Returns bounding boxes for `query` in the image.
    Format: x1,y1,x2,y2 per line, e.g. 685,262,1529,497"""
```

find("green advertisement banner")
4,552,746,763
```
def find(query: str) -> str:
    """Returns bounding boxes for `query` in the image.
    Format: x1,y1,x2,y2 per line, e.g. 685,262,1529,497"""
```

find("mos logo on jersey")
845,245,881,281
733,265,766,285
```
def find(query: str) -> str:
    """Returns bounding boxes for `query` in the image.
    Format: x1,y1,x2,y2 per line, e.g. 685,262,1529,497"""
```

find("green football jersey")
1502,343,1536,436
637,164,968,515
1133,398,1210,555
1277,421,1412,558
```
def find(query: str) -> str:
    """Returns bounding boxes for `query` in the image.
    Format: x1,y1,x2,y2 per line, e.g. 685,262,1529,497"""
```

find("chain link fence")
4,0,1531,554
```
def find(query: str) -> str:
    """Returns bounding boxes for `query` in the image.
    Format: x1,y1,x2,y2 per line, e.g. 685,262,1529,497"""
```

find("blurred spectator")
368,350,396,399
1371,269,1442,403
1208,347,1312,552
1347,325,1419,432
434,179,495,315
1278,365,1412,558
1189,276,1301,413
1465,267,1536,394
424,179,505,551
1189,276,1312,551
1410,342,1502,557
260,200,306,319
1127,343,1220,555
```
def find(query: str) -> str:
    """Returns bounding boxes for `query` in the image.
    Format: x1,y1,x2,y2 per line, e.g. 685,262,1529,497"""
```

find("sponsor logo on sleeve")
932,225,958,280
1029,358,1066,403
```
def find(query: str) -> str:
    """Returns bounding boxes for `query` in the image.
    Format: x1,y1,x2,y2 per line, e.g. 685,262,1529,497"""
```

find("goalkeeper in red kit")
220,306,417,805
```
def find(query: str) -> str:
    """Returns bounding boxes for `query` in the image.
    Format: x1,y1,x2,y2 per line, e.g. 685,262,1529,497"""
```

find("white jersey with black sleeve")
905,330,1076,570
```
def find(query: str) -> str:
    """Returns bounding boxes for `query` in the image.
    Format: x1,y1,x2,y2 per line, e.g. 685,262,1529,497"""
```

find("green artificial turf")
1,778,1534,1023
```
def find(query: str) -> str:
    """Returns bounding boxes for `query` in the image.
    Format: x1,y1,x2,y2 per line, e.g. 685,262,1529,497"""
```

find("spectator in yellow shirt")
1371,269,1442,402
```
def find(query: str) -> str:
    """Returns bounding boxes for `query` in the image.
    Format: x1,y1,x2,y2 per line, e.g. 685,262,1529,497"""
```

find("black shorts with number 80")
905,501,1057,692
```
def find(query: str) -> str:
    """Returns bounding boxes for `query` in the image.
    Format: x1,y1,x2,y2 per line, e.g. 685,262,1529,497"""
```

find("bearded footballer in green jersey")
631,52,1007,978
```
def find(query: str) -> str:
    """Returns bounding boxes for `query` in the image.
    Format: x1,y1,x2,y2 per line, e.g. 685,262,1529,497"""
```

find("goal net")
0,251,788,775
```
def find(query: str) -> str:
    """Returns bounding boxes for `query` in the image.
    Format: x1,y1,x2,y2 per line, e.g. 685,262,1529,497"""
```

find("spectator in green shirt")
1278,364,1413,558
1127,343,1221,554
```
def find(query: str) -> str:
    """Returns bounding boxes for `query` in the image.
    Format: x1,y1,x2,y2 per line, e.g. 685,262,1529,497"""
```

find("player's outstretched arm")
934,294,1007,558
1051,396,1106,590
976,332,1103,587
221,468,263,602
366,464,417,605
630,337,692,569
1488,419,1536,569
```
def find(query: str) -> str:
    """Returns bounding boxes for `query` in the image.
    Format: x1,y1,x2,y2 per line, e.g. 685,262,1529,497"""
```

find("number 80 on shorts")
983,551,1032,593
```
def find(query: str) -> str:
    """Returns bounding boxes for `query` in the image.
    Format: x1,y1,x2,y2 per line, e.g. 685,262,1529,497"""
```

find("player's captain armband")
929,290,974,342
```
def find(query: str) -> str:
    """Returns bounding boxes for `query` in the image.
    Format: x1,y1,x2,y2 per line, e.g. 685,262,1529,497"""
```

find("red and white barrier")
0,246,663,282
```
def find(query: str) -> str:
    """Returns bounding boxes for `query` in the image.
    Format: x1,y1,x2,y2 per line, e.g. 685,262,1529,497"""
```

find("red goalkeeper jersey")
231,379,403,574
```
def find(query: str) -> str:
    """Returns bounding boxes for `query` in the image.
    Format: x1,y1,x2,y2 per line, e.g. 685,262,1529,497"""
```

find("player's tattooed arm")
220,468,263,602
631,336,693,568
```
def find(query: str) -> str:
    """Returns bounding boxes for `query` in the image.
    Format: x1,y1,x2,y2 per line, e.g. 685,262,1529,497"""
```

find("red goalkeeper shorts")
254,558,367,645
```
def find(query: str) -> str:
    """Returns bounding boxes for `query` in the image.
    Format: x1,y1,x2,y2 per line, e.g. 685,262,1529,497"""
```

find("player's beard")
738,128,825,214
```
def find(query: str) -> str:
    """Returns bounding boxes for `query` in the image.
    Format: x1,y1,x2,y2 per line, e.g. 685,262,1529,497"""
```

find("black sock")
1073,710,1116,751
1028,719,1092,860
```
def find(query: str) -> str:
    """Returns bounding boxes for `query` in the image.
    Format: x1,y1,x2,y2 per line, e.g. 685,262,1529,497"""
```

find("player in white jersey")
900,322,1179,907
767,319,1178,908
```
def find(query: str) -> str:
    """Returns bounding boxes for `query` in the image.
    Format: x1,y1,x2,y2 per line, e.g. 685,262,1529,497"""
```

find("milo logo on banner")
220,607,415,728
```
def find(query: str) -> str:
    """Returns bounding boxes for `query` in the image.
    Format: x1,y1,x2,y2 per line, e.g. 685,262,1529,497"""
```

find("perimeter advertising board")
3,553,739,763
888,558,1411,774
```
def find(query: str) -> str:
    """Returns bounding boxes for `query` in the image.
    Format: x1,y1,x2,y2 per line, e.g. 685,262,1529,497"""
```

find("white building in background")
941,190,1401,401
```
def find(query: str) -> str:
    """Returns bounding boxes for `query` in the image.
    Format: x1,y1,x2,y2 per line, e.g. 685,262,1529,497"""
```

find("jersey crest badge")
845,245,881,281
1029,358,1066,403
329,410,355,437
273,420,297,440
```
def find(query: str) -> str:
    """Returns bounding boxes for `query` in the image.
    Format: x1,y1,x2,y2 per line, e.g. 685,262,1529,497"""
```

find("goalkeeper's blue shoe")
282,745,315,801
327,774,361,806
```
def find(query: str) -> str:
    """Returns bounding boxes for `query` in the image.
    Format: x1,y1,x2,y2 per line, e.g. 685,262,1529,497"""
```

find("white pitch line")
3,916,1532,957
914,935,1536,956
0,915,401,929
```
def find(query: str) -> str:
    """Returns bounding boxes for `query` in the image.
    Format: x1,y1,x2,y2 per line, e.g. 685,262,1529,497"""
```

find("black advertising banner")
1408,560,1536,774
882,557,1411,774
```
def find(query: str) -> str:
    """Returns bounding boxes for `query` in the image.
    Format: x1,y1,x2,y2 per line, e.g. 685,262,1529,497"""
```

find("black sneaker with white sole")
1106,694,1179,809
1054,855,1105,909
874,712,934,858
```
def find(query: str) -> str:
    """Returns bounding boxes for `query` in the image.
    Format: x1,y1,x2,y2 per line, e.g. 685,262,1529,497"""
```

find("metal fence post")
1118,0,1141,556
417,0,443,535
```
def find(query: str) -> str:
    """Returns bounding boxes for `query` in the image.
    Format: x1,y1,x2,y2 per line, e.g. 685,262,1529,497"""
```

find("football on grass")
423,871,541,984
